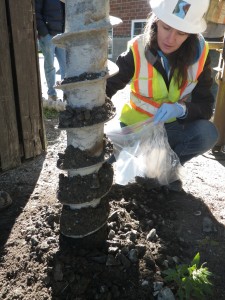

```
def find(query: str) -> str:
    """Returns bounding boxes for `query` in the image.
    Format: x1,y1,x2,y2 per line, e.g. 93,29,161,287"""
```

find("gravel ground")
0,52,224,300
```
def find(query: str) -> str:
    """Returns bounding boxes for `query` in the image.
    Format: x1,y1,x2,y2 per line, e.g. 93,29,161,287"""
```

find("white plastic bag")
106,119,183,185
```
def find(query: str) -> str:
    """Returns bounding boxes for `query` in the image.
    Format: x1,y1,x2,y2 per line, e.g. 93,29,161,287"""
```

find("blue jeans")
39,34,66,96
165,120,219,164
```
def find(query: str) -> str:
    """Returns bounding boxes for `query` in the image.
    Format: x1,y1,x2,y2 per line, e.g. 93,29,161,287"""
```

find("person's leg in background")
55,46,66,101
39,34,57,100
55,46,66,80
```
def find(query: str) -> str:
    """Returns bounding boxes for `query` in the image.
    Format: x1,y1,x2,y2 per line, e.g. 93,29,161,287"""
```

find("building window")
131,19,147,39
108,28,113,58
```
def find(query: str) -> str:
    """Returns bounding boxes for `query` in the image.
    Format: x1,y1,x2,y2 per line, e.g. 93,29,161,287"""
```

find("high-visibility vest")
120,34,209,125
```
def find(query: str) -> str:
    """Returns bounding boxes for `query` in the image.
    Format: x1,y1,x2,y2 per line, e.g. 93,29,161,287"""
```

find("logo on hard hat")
172,0,191,19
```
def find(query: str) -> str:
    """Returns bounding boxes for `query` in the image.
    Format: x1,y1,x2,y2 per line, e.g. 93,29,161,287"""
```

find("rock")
153,281,164,292
106,254,121,266
203,216,217,233
128,248,139,263
147,228,157,241
116,253,131,269
108,229,116,239
157,287,175,300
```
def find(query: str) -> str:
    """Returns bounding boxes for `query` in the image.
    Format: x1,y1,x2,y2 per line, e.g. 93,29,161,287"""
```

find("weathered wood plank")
8,0,45,159
0,0,21,170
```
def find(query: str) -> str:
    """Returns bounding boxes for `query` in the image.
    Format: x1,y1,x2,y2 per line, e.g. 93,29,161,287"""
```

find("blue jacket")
35,0,65,37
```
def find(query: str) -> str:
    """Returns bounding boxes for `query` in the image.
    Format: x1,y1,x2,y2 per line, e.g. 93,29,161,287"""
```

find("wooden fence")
0,0,45,171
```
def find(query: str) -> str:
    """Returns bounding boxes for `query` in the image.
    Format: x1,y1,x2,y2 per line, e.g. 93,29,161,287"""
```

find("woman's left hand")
154,102,186,124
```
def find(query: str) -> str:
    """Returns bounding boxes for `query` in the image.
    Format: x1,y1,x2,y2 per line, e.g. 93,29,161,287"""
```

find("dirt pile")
0,113,225,300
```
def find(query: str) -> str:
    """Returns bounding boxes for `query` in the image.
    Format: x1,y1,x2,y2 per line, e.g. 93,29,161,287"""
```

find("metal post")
210,36,225,155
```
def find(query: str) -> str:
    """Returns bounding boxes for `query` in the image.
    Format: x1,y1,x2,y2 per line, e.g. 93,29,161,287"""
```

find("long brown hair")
143,13,199,88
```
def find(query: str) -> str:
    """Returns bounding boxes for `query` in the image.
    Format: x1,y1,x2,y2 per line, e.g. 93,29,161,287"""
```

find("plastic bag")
106,118,183,185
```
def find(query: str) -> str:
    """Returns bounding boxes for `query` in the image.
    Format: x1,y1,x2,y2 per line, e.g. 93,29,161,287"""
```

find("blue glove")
154,102,186,124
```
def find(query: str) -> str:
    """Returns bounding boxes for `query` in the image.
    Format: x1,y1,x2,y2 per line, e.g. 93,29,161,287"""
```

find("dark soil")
60,71,107,84
59,97,115,128
58,163,113,204
57,137,113,169
0,113,225,300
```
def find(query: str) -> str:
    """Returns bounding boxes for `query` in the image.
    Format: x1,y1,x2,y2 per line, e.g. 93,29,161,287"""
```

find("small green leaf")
162,253,214,299
191,252,200,267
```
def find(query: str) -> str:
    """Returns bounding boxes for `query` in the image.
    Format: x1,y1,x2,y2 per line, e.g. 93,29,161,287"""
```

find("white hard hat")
149,0,210,34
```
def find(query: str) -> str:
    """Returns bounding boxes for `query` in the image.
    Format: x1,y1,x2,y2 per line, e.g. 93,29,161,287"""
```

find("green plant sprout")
43,107,59,119
163,252,213,300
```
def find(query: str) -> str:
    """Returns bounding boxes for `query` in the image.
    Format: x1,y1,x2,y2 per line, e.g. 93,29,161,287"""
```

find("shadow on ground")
0,154,45,253
44,182,225,300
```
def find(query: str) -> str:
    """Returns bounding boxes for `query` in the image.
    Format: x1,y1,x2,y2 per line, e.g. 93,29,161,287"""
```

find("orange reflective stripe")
132,91,160,108
148,63,153,97
196,45,207,79
130,100,154,117
180,81,188,97
127,35,207,124
133,40,141,93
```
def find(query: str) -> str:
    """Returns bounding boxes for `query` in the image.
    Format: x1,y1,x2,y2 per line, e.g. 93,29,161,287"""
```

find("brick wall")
110,0,150,37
